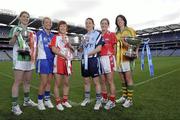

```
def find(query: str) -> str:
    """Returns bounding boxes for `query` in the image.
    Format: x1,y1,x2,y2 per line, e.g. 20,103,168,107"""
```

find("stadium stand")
0,50,11,61
0,9,180,61
137,24,180,56
0,9,85,60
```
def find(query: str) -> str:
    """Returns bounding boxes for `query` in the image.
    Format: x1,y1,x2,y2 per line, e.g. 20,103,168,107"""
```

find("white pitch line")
77,68,180,105
0,72,40,91
116,68,180,93
0,68,179,106
0,72,79,106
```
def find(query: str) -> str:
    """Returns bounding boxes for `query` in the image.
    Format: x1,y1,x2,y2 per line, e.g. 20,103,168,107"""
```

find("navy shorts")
36,59,54,74
81,57,102,78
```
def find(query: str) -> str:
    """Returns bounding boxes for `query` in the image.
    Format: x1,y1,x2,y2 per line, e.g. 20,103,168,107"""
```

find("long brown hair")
115,14,127,32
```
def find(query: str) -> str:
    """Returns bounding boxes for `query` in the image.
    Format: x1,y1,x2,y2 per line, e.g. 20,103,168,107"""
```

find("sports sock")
44,91,50,101
12,97,18,106
55,97,61,105
102,91,108,100
127,85,134,101
85,91,90,99
24,92,30,102
122,83,127,98
63,95,68,103
96,93,101,101
109,95,115,103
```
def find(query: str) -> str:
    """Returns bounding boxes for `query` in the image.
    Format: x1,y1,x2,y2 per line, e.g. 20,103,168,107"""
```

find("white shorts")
100,55,116,74
116,61,130,72
12,46,35,71
13,60,35,71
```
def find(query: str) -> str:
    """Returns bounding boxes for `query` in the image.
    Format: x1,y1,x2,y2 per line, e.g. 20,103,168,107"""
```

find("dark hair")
100,18,110,25
115,14,127,32
57,20,68,32
86,18,94,25
85,18,95,30
19,11,30,17
18,11,30,25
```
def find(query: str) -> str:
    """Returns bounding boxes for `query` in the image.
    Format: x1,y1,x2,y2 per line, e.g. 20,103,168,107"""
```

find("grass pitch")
0,57,180,120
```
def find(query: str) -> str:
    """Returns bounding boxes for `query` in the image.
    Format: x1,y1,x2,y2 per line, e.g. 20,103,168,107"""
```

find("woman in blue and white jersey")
79,18,104,110
36,17,54,110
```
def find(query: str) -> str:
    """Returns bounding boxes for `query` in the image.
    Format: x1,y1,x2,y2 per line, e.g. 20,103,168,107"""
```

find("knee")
84,80,90,86
46,80,51,85
13,81,21,88
64,81,69,87
125,76,133,82
94,81,100,87
101,79,106,85
54,81,60,88
24,80,30,85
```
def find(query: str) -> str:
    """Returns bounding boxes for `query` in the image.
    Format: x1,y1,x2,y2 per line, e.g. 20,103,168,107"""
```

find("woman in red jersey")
99,18,117,110
50,20,74,111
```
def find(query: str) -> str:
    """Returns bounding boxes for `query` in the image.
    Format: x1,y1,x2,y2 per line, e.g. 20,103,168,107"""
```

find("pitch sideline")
0,68,179,106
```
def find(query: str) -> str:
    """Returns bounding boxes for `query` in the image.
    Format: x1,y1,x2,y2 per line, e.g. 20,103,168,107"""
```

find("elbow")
98,46,102,52
52,47,56,54
9,40,13,46
9,41,12,45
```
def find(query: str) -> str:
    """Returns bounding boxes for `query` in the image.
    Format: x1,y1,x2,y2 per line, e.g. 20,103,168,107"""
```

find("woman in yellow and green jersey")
115,14,139,108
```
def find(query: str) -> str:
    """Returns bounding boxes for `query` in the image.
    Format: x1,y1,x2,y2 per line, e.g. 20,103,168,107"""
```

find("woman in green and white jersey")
9,11,37,116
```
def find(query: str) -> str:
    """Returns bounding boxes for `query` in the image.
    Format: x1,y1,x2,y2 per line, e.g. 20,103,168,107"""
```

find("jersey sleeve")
36,31,41,45
49,35,57,48
111,32,117,45
128,27,136,37
96,32,105,47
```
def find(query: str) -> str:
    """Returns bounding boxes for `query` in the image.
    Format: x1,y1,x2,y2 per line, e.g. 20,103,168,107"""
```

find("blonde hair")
42,17,52,25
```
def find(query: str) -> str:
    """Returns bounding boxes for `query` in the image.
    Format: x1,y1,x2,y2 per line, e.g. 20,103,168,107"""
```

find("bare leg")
23,70,33,94
83,77,91,99
124,71,133,85
106,72,116,96
93,76,101,101
63,75,70,97
45,74,53,92
38,74,48,95
100,75,107,93
12,70,24,98
54,74,62,99
44,74,53,101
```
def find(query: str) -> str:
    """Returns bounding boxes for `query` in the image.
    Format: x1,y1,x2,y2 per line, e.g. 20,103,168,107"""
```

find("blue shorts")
81,57,102,78
36,59,54,74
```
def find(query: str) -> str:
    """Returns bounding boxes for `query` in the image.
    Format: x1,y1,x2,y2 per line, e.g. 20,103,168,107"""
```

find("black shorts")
81,57,102,78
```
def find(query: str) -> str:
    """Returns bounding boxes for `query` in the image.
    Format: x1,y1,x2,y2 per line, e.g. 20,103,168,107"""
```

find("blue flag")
141,38,154,77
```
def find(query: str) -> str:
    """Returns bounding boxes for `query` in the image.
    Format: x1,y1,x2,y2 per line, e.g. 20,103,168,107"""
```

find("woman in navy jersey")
79,18,104,110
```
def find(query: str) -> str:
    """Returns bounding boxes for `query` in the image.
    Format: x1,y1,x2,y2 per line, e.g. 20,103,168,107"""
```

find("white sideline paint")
0,68,179,106
0,72,79,106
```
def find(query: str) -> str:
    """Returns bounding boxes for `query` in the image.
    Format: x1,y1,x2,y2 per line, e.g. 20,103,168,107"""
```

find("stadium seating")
0,11,180,60
171,49,180,56
0,50,11,61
